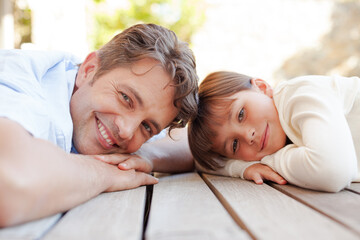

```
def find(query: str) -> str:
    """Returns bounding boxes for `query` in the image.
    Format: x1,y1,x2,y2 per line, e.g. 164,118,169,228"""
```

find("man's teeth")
97,120,114,145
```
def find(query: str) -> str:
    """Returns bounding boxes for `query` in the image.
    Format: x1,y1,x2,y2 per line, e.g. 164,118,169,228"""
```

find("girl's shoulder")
275,75,360,96
275,75,330,90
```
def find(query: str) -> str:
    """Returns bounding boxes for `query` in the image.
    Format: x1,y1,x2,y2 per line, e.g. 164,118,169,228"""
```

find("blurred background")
0,0,359,85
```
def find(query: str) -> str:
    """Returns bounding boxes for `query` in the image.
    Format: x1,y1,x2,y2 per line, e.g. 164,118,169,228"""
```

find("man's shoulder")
0,49,80,86
0,49,80,66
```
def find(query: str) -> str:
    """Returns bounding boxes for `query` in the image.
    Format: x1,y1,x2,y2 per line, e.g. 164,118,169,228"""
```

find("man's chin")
74,141,133,155
74,143,102,155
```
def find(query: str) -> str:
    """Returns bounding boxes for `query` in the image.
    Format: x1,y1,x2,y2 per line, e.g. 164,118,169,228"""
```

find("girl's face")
211,78,287,161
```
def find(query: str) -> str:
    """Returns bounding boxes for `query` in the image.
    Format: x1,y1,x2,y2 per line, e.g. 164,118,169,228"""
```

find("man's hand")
243,163,287,185
0,118,158,227
103,166,158,192
95,154,153,173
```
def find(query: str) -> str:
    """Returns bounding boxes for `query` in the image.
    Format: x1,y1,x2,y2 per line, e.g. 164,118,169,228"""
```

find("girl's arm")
196,159,286,185
261,79,357,192
195,159,259,179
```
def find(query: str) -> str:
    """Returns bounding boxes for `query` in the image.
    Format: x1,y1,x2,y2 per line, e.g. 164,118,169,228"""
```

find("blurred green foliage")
91,0,206,50
13,2,32,48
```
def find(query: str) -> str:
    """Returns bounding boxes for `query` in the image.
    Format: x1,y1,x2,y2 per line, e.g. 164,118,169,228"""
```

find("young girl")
188,71,360,192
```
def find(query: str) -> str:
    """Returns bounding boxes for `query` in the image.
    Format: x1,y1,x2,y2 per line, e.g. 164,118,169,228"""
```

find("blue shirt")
0,50,80,153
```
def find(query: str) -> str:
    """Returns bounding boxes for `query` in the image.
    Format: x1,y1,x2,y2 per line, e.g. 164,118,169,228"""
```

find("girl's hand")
243,163,287,185
94,154,153,173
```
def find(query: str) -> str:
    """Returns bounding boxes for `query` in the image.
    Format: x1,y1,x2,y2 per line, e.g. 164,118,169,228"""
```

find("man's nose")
115,116,140,140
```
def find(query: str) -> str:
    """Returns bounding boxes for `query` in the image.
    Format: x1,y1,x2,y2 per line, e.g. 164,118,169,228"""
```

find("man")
0,23,198,226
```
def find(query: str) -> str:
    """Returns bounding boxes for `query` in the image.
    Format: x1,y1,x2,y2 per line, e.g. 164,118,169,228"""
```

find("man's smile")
96,118,117,149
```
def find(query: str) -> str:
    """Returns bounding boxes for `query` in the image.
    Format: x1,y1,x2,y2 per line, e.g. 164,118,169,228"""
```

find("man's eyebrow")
127,86,143,107
150,120,161,135
126,86,161,134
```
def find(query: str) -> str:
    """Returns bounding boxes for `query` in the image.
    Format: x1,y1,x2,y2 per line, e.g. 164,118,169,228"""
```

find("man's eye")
232,139,238,154
142,122,152,134
121,93,133,107
122,93,130,103
238,108,245,122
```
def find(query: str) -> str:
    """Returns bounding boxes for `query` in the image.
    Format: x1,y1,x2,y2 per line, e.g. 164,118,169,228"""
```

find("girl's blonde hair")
188,71,253,170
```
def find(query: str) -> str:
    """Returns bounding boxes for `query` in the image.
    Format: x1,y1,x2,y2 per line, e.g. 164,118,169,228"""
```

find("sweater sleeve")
261,80,357,192
195,159,259,179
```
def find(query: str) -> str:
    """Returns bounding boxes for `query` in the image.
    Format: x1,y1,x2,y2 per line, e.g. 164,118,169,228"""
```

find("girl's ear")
251,78,273,98
75,51,99,88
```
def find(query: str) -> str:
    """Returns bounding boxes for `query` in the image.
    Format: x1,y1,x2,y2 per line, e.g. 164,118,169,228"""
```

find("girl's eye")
232,139,238,154
238,108,245,122
142,122,152,134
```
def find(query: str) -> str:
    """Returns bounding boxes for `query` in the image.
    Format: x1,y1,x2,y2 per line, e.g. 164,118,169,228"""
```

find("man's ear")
251,78,273,98
75,52,99,87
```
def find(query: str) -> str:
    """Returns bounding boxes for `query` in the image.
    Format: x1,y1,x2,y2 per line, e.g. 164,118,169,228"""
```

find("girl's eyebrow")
228,107,234,121
222,102,236,156
227,99,236,122
222,139,228,156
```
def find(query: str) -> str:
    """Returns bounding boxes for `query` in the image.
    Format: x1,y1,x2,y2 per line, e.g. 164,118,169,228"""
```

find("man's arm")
138,127,194,173
0,118,158,227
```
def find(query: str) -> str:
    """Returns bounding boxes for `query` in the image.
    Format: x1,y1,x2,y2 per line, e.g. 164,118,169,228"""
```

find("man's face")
70,54,178,154
211,79,287,161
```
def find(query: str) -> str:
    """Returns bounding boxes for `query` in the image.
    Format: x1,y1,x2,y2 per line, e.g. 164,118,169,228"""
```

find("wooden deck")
1,172,359,240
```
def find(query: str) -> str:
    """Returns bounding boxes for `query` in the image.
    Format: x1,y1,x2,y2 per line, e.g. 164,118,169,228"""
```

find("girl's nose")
246,128,255,145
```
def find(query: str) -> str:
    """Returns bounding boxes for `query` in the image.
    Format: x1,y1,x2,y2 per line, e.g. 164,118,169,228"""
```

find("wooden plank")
271,183,360,236
204,174,359,240
347,182,360,194
0,214,61,240
146,172,250,240
43,187,147,240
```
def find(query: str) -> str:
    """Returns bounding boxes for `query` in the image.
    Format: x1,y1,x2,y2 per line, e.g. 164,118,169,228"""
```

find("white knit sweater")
209,75,360,192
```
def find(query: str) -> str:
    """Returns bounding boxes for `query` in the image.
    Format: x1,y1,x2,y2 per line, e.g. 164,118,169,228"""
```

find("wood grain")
0,214,61,240
205,174,359,240
146,172,250,240
347,182,360,194
271,183,360,236
43,187,147,240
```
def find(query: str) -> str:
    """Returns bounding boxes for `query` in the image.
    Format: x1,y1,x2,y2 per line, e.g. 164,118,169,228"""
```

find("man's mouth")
96,119,116,148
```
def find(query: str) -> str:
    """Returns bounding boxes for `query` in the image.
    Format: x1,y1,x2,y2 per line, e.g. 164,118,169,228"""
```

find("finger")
135,172,159,186
105,168,159,192
252,173,264,185
120,170,159,189
263,171,287,185
118,157,152,173
94,154,131,165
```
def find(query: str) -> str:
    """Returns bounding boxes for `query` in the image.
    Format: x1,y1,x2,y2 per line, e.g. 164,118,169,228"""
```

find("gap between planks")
200,173,256,240
269,183,360,237
142,184,154,240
